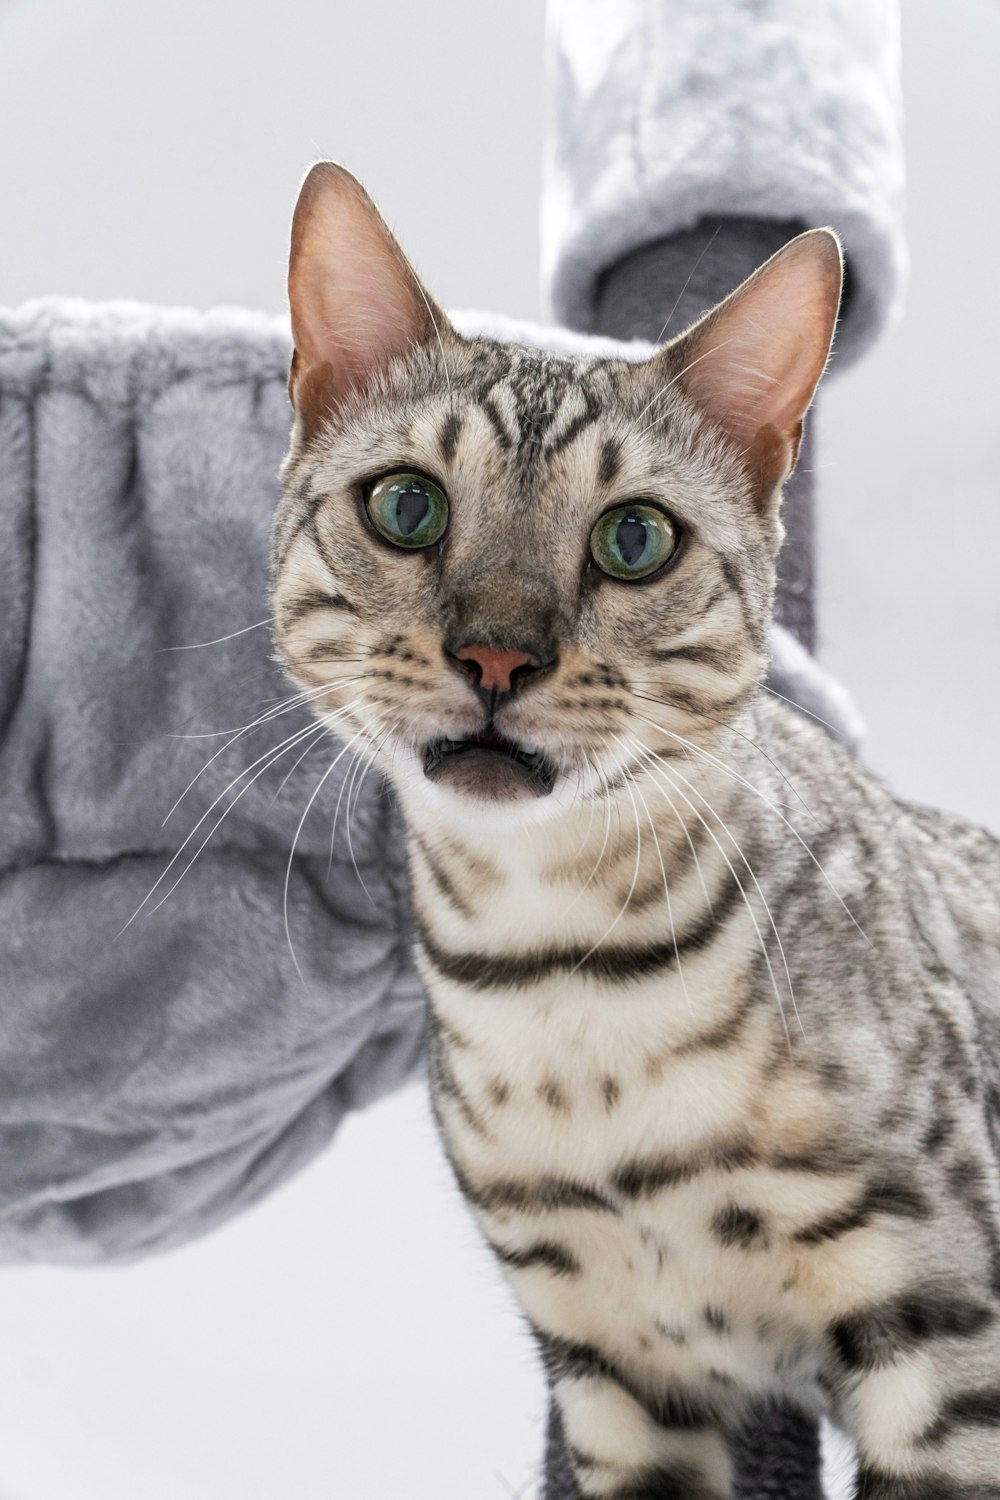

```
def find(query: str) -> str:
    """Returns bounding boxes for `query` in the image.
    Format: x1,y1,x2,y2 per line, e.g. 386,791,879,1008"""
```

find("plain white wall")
0,0,545,315
819,0,1000,835
0,1,996,1497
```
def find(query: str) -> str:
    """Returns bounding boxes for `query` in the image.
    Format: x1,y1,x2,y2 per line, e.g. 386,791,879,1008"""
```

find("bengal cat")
271,162,1000,1499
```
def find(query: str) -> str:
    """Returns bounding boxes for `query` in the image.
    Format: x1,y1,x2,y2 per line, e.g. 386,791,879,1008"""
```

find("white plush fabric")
541,0,906,368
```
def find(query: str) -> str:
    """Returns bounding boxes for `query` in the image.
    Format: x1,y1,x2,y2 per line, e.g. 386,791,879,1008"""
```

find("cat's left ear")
287,161,452,436
660,229,843,510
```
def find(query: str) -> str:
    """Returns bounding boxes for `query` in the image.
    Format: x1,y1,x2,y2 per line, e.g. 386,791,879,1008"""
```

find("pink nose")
454,644,538,693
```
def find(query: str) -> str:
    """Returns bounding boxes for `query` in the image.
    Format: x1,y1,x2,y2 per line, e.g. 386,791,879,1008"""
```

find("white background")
0,0,996,1496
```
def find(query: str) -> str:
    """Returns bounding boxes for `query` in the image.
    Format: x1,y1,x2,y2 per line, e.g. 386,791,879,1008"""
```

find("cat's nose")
446,641,553,710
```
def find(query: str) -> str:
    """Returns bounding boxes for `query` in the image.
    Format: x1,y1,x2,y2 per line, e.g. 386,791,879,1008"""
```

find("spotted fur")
271,164,1000,1498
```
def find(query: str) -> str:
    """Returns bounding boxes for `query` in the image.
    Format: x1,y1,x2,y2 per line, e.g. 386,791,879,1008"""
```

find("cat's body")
416,693,1000,1496
272,163,1000,1497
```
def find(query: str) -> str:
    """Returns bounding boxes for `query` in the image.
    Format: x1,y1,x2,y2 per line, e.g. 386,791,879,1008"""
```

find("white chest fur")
407,784,897,1425
427,965,839,1415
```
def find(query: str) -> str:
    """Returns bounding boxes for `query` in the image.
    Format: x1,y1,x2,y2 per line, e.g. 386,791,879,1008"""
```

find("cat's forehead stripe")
457,342,621,481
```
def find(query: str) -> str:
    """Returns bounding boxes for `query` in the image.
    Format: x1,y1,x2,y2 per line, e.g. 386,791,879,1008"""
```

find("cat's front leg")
551,1369,734,1499
844,1339,1000,1499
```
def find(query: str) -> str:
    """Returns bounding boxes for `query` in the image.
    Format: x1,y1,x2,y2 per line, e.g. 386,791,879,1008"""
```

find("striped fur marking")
831,1290,996,1373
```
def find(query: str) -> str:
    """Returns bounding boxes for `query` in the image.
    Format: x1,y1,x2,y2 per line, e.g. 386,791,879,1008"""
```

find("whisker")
617,734,714,915
341,714,389,901
628,708,870,946
633,339,736,434
574,751,601,858
343,714,402,907
268,720,335,809
650,746,802,1043
651,224,722,346
167,661,372,740
119,712,338,935
759,681,846,738
157,618,271,652
622,735,794,1047
411,277,452,401
570,764,643,973
162,676,369,824
153,694,365,899
141,661,294,747
325,707,396,886
283,720,384,985
328,750,359,879
564,757,617,911
165,687,317,743
632,689,810,820
627,768,694,1020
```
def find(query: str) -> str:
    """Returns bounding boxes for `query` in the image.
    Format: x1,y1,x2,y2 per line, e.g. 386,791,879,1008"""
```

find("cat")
270,161,1000,1499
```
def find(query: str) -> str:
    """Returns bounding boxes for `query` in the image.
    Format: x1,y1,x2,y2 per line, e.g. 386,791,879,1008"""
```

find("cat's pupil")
616,516,648,566
394,483,430,535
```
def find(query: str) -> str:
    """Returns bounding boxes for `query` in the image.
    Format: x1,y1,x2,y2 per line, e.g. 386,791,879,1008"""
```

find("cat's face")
271,164,841,828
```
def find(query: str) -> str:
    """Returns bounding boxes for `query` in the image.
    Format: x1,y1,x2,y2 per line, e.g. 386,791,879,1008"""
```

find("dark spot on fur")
438,409,463,463
539,1079,570,1113
711,1203,766,1250
817,1058,849,1092
597,436,621,486
922,1113,954,1154
488,1077,510,1107
704,1306,729,1335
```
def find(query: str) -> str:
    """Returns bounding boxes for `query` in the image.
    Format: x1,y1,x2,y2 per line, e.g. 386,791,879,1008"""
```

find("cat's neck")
398,751,740,898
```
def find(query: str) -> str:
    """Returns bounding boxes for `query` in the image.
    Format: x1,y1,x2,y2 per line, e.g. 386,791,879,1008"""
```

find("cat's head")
271,163,840,828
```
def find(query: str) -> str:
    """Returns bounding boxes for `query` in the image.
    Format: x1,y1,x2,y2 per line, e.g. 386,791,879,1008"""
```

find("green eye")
590,503,679,580
366,472,449,548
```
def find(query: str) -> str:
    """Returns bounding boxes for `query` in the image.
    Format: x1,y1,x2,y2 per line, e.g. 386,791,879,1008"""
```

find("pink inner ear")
289,163,442,410
679,232,843,452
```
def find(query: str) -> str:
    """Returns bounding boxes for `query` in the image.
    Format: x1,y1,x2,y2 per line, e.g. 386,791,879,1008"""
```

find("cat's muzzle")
423,729,557,800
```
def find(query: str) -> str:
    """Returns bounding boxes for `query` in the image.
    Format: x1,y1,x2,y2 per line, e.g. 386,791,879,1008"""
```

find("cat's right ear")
287,161,450,436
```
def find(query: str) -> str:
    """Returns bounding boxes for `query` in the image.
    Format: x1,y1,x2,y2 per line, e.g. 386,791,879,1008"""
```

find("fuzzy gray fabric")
0,296,861,1263
541,0,906,369
0,299,423,1260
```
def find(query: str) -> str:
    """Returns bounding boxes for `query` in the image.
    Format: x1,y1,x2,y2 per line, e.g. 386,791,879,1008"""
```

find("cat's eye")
590,503,678,581
365,472,449,549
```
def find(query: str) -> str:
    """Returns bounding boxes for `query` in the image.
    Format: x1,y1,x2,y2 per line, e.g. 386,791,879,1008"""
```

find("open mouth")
424,727,557,799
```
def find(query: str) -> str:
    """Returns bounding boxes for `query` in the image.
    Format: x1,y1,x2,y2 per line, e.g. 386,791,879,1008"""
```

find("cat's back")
900,798,1000,1013
751,692,1000,1015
